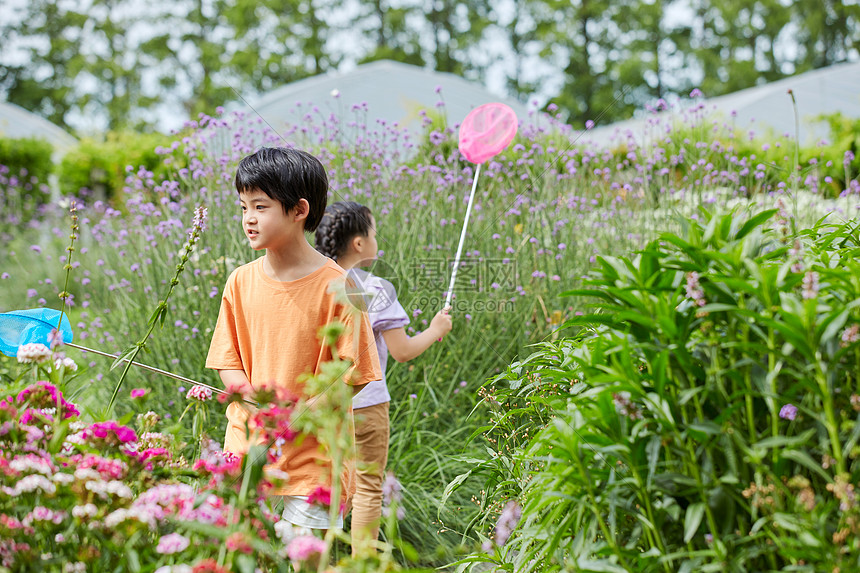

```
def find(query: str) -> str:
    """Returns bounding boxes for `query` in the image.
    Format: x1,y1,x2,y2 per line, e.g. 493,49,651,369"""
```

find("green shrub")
0,136,54,181
468,208,860,571
58,131,184,201
0,136,54,218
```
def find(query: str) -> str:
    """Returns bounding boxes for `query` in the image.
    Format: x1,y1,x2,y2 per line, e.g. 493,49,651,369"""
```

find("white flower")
17,343,51,364
10,474,56,495
10,455,54,475
72,504,98,519
155,566,192,573
54,356,78,372
74,468,101,481
52,473,75,485
186,385,213,401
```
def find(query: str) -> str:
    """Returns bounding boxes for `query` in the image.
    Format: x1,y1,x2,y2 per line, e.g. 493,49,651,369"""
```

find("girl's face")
359,215,379,264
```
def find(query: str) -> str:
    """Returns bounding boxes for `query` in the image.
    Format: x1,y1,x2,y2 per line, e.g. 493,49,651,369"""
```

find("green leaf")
684,502,706,543
110,345,138,371
753,429,815,450
735,209,777,240
819,308,849,346
781,449,834,483
440,471,471,508
126,548,140,572
235,553,256,573
687,422,722,440
576,560,629,572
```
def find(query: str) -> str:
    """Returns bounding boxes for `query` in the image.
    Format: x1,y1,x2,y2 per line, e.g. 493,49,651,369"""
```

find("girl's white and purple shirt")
348,268,410,409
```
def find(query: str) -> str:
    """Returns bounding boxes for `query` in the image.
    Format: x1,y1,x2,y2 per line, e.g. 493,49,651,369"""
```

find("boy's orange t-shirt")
205,256,382,499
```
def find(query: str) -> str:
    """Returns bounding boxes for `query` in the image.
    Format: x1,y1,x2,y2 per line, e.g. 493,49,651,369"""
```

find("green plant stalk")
816,366,845,474
320,449,343,573
629,464,670,568
788,90,801,233
768,329,779,468
56,201,78,336
684,439,724,559
673,367,724,557
220,459,255,568
855,346,860,396
571,450,631,570
107,304,166,413
739,324,758,442
106,207,206,412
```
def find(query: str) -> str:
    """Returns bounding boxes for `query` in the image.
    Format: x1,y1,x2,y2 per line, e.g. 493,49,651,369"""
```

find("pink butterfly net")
458,102,519,164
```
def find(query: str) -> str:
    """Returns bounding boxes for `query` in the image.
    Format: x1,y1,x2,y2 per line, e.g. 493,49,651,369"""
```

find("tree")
531,0,635,126
354,0,425,66
794,0,860,69
0,0,88,131
423,0,491,76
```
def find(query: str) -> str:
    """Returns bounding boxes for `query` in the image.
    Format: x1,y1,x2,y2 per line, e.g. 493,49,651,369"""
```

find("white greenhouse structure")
587,60,860,147
240,60,533,136
0,101,78,159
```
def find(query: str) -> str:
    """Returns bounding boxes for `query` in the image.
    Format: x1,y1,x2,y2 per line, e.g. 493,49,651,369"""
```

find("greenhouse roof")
586,60,860,147
0,101,78,156
244,60,533,136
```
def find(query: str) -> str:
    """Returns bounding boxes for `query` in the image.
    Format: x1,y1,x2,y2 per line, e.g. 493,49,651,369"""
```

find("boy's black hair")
314,201,373,261
234,147,328,232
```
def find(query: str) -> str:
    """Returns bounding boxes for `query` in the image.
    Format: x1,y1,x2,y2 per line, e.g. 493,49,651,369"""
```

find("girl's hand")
430,309,453,339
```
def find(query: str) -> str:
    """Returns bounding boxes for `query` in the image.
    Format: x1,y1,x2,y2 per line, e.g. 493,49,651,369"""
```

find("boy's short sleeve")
205,272,244,371
335,303,382,386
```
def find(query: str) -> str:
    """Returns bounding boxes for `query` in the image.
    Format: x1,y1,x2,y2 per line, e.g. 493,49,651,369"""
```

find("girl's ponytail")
314,201,374,261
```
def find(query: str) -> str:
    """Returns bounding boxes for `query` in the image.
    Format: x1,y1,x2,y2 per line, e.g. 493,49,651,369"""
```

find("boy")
206,147,382,530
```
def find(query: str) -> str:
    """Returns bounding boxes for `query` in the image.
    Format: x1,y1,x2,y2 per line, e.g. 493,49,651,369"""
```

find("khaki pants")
350,401,390,551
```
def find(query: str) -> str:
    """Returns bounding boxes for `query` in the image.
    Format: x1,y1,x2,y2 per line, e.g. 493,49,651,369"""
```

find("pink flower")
217,382,248,404
16,381,79,419
307,486,331,507
138,447,171,467
841,324,859,346
225,532,252,554
287,535,325,562
84,421,138,445
494,501,522,546
130,388,147,399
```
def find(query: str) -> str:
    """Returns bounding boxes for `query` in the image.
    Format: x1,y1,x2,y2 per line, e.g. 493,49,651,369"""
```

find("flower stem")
56,201,79,335
106,206,207,413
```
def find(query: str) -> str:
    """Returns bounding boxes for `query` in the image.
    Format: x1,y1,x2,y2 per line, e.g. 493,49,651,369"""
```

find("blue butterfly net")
0,309,74,357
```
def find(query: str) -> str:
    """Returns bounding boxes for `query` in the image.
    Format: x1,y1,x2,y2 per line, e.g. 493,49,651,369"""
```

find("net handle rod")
65,341,228,398
444,162,482,310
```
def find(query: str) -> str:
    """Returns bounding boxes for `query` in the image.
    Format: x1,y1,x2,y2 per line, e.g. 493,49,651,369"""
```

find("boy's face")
239,189,299,251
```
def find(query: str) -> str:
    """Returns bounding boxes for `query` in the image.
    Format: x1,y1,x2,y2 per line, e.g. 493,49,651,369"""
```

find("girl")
315,201,453,555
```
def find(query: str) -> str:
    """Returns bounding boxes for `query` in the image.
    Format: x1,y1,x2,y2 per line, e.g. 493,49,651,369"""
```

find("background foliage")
467,210,860,571
0,0,858,132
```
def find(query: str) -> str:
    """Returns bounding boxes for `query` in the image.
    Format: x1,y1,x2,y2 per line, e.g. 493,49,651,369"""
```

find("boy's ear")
292,198,310,222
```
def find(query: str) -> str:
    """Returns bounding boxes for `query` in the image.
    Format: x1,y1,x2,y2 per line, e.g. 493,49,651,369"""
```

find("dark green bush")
0,136,54,182
58,131,184,201
465,209,860,571
0,137,54,221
